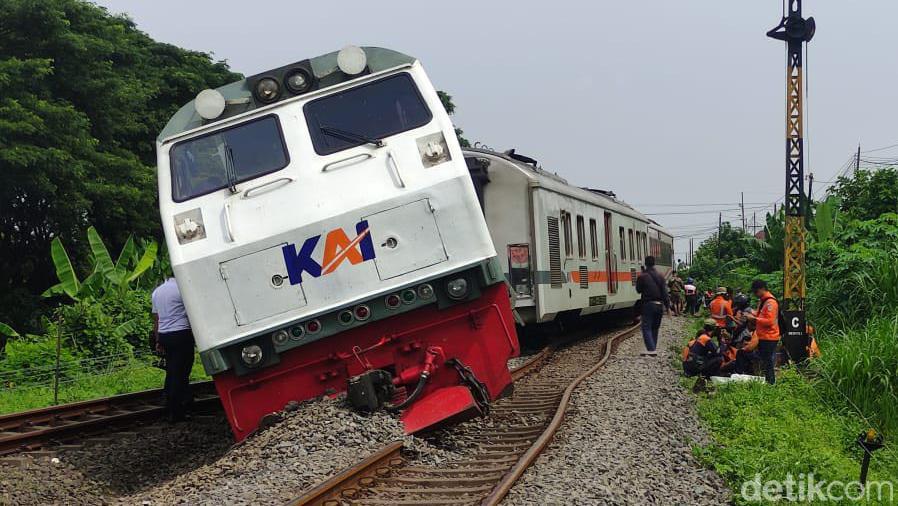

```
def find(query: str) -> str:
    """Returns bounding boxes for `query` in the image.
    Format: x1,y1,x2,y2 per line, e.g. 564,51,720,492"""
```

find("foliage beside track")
693,371,898,505
683,167,898,503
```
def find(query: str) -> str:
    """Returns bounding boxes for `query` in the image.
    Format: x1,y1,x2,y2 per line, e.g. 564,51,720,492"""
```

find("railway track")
0,380,218,457
289,323,638,506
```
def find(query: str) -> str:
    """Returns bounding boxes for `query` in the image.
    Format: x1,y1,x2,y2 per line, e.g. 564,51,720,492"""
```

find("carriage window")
170,115,289,202
561,211,573,257
589,219,599,259
618,227,626,260
305,73,432,155
628,229,635,261
576,215,586,259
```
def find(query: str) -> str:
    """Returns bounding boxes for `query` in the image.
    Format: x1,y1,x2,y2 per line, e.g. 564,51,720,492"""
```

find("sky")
96,0,898,260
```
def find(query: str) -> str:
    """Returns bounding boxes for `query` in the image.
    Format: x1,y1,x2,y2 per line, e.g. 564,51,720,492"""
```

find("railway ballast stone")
502,316,731,505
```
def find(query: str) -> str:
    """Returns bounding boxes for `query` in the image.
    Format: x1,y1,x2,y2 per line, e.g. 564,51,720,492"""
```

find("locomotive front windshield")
170,115,289,202
305,73,432,155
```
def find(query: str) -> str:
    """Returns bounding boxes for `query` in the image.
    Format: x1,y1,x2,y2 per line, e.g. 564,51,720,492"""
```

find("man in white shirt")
684,278,698,316
152,277,195,422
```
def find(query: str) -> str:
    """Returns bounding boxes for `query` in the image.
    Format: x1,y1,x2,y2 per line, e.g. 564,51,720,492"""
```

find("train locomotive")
463,148,674,326
156,46,519,441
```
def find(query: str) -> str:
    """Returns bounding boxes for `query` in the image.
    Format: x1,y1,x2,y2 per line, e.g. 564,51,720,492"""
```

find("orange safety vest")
709,296,732,327
756,292,780,341
682,333,713,362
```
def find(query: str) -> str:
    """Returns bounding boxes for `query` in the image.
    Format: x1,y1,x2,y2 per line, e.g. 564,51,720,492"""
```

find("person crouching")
682,319,723,379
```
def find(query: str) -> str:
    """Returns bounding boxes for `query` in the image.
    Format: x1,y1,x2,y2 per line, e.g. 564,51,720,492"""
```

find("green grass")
0,353,209,414
691,370,898,505
815,314,898,436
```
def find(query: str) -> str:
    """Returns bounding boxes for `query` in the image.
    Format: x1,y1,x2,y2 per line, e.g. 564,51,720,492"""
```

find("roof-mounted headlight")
337,45,367,75
284,68,313,94
195,89,226,120
252,76,281,104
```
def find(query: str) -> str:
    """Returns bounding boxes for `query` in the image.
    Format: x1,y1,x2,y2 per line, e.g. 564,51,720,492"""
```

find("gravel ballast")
501,315,730,505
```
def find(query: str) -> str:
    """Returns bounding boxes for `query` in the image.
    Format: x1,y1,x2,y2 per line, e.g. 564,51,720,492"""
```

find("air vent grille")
548,217,563,288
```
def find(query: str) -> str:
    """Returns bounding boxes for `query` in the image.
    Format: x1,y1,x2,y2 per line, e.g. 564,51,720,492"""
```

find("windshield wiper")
319,126,385,148
224,144,239,194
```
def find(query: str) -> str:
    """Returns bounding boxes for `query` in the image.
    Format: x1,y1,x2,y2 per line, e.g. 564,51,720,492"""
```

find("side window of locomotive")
170,115,289,202
304,73,433,156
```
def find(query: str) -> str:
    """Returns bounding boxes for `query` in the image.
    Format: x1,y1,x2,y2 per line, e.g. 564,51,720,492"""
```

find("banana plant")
0,322,18,338
812,196,841,243
42,227,159,301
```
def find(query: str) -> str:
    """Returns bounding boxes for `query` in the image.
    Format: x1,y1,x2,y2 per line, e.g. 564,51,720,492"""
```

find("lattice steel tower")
767,0,815,362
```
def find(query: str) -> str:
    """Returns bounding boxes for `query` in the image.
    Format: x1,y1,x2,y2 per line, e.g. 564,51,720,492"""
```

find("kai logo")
282,221,376,285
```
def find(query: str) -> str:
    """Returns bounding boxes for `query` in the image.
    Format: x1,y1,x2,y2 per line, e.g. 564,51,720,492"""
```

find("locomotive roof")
464,147,670,235
157,47,417,143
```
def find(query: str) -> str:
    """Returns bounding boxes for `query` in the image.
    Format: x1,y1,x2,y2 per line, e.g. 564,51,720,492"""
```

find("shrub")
0,335,79,386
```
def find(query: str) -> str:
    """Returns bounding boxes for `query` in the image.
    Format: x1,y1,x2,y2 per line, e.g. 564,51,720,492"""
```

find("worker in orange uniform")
744,279,779,384
682,318,723,379
709,287,733,328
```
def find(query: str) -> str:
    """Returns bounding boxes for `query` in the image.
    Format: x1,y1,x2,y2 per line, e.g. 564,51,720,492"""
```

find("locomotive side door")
603,211,616,294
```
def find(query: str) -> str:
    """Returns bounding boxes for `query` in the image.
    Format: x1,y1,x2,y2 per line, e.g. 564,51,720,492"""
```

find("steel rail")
0,380,217,456
288,442,405,506
288,323,638,506
481,324,635,505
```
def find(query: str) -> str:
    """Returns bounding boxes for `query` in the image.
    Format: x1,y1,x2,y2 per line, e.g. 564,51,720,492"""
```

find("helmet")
733,294,749,309
686,277,695,284
703,318,717,328
715,287,727,295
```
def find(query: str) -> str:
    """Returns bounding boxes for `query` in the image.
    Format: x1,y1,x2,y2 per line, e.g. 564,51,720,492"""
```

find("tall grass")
814,314,898,436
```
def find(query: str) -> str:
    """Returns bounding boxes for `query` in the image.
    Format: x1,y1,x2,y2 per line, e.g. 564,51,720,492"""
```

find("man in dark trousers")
152,277,195,422
635,256,670,356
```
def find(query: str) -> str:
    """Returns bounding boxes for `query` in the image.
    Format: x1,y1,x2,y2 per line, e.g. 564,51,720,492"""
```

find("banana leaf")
0,322,19,338
49,236,80,300
127,241,158,282
87,226,114,276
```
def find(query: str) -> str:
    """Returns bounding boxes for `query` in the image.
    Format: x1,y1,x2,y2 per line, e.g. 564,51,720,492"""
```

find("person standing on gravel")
635,256,670,356
152,277,195,422
744,279,780,384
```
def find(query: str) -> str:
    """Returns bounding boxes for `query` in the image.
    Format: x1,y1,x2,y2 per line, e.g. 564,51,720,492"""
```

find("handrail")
386,150,406,188
242,177,294,199
321,153,373,172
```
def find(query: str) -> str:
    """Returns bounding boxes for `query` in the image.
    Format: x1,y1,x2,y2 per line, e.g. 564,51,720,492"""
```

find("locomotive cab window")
170,115,289,202
305,73,432,155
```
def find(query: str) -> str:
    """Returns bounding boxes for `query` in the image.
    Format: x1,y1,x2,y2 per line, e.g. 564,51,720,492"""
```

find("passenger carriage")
464,148,674,326
156,47,519,441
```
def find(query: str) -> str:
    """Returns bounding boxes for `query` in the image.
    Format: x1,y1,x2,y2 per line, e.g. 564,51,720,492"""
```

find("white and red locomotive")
156,46,519,441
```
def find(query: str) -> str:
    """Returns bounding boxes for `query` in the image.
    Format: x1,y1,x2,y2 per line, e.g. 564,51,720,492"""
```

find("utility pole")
753,212,758,236
767,0,814,362
741,191,746,233
855,143,861,174
717,212,722,268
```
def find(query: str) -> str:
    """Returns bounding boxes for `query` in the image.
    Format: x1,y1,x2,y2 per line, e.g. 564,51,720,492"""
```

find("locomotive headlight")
195,89,226,120
284,68,312,94
289,325,305,340
305,319,321,334
337,45,367,75
446,278,469,300
252,77,281,104
354,305,371,321
241,344,264,366
272,330,289,345
417,284,434,300
338,310,354,325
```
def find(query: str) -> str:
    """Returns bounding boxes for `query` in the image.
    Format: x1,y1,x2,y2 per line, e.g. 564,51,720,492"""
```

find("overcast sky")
96,0,898,259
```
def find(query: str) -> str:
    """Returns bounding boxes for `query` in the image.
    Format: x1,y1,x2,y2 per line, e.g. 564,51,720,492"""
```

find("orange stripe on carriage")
569,270,633,283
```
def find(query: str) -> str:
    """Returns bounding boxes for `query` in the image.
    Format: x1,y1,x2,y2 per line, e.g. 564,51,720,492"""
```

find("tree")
0,0,240,330
437,90,471,147
829,167,898,221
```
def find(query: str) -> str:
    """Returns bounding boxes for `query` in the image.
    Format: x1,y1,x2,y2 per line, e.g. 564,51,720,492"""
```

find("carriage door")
603,212,616,294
